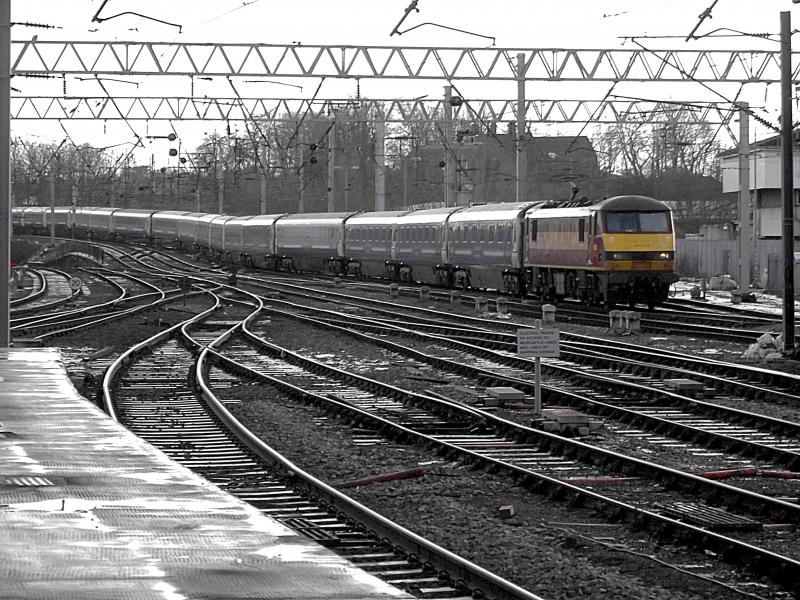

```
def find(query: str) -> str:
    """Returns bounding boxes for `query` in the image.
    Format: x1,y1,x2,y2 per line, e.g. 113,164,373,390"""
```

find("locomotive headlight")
658,251,673,260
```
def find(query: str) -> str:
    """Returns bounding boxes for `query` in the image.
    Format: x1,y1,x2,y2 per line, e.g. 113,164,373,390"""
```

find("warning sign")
517,328,560,357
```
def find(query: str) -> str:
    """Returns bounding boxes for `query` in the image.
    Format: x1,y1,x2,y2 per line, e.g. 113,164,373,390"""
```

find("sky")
9,0,800,165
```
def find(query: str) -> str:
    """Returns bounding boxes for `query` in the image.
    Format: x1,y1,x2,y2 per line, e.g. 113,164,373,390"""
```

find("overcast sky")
10,0,800,162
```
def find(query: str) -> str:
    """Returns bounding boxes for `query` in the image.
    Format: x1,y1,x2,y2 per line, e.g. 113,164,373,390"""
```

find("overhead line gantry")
10,41,797,82
9,96,737,124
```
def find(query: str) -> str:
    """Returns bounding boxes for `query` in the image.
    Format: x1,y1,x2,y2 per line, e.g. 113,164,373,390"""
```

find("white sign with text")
517,328,560,357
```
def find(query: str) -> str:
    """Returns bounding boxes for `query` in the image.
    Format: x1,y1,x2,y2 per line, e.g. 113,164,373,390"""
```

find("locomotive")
12,195,677,308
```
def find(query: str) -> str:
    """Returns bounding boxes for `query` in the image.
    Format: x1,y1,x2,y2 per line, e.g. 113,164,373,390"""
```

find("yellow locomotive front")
592,196,677,307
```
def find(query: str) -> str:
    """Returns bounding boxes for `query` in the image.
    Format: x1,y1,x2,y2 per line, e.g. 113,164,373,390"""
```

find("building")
676,134,800,293
719,132,800,239
409,128,601,207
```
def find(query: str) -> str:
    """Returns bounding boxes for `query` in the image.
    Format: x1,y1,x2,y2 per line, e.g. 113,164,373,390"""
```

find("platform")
0,348,412,600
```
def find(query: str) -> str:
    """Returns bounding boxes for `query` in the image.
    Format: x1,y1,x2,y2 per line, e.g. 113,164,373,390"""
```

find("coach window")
578,219,585,242
530,220,538,242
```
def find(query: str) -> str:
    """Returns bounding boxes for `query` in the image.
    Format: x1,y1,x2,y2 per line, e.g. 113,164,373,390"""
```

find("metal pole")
534,319,542,417
737,102,751,297
780,11,796,356
374,114,386,211
516,52,527,204
327,118,335,212
0,0,10,347
260,143,268,215
297,128,304,213
194,174,201,213
123,155,128,208
217,152,224,214
443,85,454,207
403,151,408,208
50,161,56,242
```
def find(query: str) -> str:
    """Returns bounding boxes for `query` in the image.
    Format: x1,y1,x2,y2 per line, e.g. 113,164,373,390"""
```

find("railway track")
196,309,800,593
237,288,800,476
10,268,188,340
9,267,46,306
100,287,545,600
263,271,781,343
16,237,800,596
9,267,79,316
240,275,800,398
27,236,788,343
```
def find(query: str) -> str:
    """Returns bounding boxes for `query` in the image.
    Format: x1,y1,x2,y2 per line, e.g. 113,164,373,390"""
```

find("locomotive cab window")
639,211,671,232
605,211,672,233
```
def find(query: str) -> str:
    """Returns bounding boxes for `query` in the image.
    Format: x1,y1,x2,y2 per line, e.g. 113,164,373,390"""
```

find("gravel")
218,378,793,600
36,256,799,599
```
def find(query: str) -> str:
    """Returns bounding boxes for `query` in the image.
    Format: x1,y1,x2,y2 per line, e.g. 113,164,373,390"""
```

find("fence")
676,237,800,296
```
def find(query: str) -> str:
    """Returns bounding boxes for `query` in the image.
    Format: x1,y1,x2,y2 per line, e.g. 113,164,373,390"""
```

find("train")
12,195,678,308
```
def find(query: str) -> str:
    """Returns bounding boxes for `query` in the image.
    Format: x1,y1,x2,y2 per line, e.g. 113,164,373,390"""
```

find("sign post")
517,320,560,417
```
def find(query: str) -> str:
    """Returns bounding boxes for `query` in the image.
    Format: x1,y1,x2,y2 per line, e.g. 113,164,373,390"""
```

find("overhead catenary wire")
226,77,272,178
629,38,780,135
563,81,619,157
184,0,264,33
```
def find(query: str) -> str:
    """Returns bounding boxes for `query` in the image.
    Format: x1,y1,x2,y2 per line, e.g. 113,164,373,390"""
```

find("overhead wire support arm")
685,0,719,41
91,0,183,32
390,0,419,37
394,23,496,46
